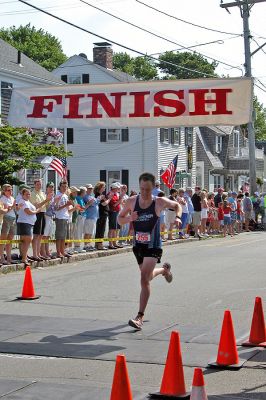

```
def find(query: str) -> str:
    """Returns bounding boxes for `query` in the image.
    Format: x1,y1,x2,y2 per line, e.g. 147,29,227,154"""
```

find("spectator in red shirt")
107,182,122,249
223,200,233,237
217,202,224,233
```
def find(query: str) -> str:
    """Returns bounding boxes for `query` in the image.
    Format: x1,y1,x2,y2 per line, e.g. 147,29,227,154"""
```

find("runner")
118,172,182,330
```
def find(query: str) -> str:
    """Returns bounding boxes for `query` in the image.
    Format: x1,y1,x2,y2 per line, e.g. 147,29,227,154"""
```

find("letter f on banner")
27,95,63,118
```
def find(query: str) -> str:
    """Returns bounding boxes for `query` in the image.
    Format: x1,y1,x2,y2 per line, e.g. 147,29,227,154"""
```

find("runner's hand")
130,211,138,222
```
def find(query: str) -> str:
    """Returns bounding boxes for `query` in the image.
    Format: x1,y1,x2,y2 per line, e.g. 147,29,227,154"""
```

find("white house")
0,38,64,186
52,43,197,191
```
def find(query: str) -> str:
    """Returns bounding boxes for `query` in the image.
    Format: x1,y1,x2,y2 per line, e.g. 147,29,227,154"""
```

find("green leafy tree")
0,24,67,71
113,52,158,80
0,125,71,186
158,51,218,80
254,96,266,140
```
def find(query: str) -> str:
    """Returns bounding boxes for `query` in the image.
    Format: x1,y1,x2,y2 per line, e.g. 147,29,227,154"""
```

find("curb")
0,237,199,275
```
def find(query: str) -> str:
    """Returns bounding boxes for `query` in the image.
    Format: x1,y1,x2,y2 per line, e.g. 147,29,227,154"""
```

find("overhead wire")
135,0,241,36
17,0,217,77
79,0,243,74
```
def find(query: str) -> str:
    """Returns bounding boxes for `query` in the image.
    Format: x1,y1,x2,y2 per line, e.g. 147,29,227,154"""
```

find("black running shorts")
133,246,162,265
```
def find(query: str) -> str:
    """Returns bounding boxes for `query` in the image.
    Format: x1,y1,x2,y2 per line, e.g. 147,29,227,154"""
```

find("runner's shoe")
162,262,173,283
128,315,143,330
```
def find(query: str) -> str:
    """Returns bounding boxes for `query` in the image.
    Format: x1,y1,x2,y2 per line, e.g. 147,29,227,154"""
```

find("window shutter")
82,74,90,84
159,128,164,142
170,128,174,144
100,170,107,182
100,129,107,142
67,170,71,185
122,170,129,188
121,128,129,142
61,75,67,83
67,128,74,144
185,128,188,146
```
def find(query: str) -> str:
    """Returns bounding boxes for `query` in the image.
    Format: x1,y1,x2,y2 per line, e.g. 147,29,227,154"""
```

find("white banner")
8,78,252,128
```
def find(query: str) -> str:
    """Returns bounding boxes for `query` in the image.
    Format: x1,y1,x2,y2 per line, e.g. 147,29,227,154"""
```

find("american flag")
50,157,67,178
161,155,178,189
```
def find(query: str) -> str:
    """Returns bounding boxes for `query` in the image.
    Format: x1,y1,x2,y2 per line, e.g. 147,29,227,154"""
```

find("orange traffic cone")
208,310,244,370
17,266,40,300
110,354,133,400
242,297,266,347
190,368,208,400
149,331,190,399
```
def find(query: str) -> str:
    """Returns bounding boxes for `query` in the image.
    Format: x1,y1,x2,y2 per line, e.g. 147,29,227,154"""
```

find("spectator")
178,188,188,238
207,192,215,234
119,185,130,245
217,201,224,232
223,200,233,237
17,188,41,266
94,181,110,251
54,180,73,259
236,194,244,233
214,187,224,208
228,191,238,235
157,191,167,241
0,184,16,265
30,179,52,261
184,187,194,227
84,184,99,251
75,187,87,253
108,182,122,249
251,192,261,223
67,186,79,254
200,191,209,237
191,187,202,238
152,180,161,196
165,188,178,240
40,182,55,259
243,192,253,232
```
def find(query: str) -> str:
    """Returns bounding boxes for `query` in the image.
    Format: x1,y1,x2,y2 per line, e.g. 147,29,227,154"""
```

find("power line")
252,37,266,56
255,83,266,93
79,0,243,73
0,2,81,16
136,0,241,36
17,0,216,77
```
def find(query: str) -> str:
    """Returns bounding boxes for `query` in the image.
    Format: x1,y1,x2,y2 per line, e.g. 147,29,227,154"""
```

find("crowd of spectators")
0,178,264,267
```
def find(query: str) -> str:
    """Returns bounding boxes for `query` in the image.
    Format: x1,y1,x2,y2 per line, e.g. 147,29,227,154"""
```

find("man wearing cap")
152,180,161,196
107,182,122,249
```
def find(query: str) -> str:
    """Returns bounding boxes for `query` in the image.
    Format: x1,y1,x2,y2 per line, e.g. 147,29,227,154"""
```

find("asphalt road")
0,232,265,399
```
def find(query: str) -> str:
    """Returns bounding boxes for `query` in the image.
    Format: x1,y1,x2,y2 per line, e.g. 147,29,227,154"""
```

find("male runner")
118,172,182,330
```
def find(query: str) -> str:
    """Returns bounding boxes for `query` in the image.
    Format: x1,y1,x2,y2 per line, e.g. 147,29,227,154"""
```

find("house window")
68,74,82,84
67,128,74,144
170,128,181,145
100,129,129,143
160,128,170,144
214,175,222,191
215,136,223,153
185,127,193,146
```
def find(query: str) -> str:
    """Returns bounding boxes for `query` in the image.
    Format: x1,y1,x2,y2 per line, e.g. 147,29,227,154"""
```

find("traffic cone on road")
190,368,208,400
242,297,266,347
110,354,133,400
149,331,190,398
16,266,40,300
208,310,244,370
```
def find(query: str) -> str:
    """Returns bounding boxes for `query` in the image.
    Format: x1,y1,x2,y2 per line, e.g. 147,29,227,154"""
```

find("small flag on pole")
161,155,178,188
49,157,67,179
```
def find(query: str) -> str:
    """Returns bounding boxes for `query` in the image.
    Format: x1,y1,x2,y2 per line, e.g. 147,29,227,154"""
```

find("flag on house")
49,157,67,179
161,155,178,188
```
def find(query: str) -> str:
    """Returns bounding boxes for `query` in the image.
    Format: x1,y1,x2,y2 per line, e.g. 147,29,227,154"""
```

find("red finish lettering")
154,90,186,117
189,88,233,116
129,91,150,117
86,92,126,118
27,95,62,118
63,94,85,119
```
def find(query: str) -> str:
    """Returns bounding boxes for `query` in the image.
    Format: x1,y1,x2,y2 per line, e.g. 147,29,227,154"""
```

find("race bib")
136,232,151,243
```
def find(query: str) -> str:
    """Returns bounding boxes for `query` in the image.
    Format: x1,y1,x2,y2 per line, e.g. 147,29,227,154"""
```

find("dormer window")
215,136,223,153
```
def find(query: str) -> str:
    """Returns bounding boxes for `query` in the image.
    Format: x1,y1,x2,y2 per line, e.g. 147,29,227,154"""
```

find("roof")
209,126,234,136
55,54,137,83
0,38,64,85
197,127,224,169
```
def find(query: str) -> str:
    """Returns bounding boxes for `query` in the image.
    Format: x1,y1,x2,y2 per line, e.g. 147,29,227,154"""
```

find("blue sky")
1,0,266,105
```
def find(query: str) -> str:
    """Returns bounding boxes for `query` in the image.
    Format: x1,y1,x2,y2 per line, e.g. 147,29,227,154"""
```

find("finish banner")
8,78,252,128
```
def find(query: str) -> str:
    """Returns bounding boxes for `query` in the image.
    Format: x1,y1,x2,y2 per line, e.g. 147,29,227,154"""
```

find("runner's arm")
117,198,137,225
156,197,182,217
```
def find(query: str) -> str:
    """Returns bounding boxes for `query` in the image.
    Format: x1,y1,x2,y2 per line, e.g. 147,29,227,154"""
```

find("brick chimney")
93,42,113,70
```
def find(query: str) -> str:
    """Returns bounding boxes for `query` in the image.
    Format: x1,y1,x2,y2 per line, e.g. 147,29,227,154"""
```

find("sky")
1,0,266,105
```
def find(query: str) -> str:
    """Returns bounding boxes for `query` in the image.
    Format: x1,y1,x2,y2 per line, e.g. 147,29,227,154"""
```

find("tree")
113,52,158,80
0,125,71,186
0,24,67,71
158,51,218,80
253,96,266,140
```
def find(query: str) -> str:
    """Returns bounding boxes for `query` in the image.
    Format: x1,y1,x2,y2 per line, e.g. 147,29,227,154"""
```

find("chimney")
17,50,22,66
93,42,113,69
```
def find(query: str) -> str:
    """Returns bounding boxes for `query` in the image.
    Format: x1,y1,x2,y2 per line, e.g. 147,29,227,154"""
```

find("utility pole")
220,0,266,194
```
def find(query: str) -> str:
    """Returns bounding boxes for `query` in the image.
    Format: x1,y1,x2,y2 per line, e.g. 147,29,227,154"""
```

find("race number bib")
136,232,151,244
